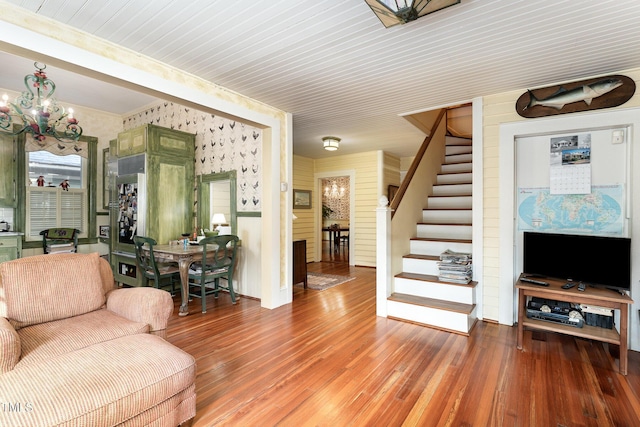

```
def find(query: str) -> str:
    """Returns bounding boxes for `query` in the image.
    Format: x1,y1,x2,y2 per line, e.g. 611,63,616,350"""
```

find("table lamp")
211,213,227,233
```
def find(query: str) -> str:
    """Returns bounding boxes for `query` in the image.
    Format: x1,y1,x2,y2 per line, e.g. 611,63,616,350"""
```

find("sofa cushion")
0,334,196,427
0,253,106,330
16,309,149,368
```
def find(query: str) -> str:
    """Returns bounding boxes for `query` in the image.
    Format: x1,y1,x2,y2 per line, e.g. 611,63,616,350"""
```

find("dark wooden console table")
293,240,307,289
516,274,633,375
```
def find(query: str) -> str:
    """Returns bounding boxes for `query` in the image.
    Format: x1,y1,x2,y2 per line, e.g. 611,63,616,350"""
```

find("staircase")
387,136,478,335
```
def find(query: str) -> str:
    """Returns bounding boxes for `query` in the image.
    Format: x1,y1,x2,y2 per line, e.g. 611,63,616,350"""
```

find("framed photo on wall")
99,225,109,238
293,189,312,209
388,185,399,203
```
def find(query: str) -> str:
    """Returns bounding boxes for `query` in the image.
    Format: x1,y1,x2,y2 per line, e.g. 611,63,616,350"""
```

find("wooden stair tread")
438,171,471,175
388,292,476,314
403,254,440,261
443,160,472,165
395,272,477,288
410,237,472,243
423,208,472,211
417,222,472,226
429,194,472,197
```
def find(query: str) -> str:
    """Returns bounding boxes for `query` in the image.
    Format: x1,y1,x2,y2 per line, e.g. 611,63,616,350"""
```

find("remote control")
562,282,576,289
577,282,586,292
520,277,549,286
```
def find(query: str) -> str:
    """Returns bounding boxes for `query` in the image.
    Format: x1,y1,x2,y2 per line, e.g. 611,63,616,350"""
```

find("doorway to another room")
321,176,350,263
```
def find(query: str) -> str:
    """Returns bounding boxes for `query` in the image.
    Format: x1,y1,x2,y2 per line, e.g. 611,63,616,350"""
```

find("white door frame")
314,170,356,265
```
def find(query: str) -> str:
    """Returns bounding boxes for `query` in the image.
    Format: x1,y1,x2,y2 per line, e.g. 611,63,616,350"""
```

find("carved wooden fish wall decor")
516,75,635,118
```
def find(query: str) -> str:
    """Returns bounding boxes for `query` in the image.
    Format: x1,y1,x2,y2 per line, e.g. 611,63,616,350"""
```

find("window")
16,134,98,246
26,151,87,239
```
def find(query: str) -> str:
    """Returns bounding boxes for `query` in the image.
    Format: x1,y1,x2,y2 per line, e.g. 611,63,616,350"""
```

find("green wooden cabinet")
110,124,195,286
0,234,22,263
0,133,17,208
115,126,147,157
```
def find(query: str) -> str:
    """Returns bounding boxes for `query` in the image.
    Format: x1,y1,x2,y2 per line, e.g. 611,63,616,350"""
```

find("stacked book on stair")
437,249,472,284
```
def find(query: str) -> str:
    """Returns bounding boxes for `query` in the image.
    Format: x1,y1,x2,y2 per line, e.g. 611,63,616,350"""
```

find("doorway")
320,176,350,263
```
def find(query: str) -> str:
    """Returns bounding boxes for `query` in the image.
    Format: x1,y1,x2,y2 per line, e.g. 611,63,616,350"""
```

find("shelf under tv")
515,273,633,375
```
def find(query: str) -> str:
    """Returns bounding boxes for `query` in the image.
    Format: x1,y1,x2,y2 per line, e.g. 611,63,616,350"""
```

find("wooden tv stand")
516,274,633,375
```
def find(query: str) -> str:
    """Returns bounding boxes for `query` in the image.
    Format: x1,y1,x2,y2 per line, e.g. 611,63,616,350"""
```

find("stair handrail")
390,108,447,218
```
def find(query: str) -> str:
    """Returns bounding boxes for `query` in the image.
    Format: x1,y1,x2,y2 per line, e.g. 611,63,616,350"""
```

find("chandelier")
364,0,461,28
0,62,82,143
324,181,345,199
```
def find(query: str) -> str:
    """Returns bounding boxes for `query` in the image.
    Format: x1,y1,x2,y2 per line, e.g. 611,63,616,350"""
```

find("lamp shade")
322,136,340,151
211,213,227,228
365,0,461,28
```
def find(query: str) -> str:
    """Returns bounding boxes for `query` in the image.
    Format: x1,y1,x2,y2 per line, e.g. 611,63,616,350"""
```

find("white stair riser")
402,258,440,275
416,224,472,239
433,183,472,196
444,153,473,164
441,163,472,174
423,210,472,224
387,301,476,334
427,196,472,209
437,173,472,185
445,145,472,155
410,240,472,255
445,136,472,146
394,278,475,305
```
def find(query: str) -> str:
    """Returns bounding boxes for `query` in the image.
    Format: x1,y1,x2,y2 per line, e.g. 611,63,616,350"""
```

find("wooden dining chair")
40,228,80,254
133,235,181,294
187,234,239,313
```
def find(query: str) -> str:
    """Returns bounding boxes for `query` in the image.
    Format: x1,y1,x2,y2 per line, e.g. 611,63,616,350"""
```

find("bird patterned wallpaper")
122,101,263,212
321,176,350,220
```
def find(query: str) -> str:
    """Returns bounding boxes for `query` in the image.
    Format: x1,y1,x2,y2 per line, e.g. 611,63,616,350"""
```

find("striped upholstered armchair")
0,252,196,427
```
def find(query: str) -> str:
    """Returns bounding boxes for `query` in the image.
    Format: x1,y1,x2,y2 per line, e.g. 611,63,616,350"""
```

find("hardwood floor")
165,263,640,426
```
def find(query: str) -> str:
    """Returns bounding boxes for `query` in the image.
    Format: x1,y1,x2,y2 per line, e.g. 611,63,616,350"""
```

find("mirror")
197,170,237,235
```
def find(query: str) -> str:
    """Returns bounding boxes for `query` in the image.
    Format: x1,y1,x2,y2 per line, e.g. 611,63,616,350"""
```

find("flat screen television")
523,231,631,292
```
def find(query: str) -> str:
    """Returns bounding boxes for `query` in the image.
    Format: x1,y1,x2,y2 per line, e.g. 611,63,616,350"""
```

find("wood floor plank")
164,262,640,426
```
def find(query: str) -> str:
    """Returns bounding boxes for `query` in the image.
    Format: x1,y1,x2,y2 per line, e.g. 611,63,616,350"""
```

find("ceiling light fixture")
364,0,460,28
322,136,340,151
0,62,82,143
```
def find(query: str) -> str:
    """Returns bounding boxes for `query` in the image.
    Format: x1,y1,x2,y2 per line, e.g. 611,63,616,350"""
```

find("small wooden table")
516,274,633,375
322,226,349,252
148,244,205,316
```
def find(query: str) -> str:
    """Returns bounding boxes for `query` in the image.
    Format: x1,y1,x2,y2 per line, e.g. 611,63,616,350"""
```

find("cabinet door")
148,125,195,157
116,126,147,156
146,154,194,244
0,133,16,207
0,237,19,262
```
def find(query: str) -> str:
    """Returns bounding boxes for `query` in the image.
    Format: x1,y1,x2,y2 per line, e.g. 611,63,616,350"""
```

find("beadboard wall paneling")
292,155,315,263
383,152,400,204
481,67,640,322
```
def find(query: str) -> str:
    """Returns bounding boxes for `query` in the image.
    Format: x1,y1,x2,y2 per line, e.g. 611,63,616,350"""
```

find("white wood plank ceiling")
2,0,640,158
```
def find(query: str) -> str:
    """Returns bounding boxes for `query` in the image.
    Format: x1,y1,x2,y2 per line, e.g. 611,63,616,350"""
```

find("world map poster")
517,185,624,235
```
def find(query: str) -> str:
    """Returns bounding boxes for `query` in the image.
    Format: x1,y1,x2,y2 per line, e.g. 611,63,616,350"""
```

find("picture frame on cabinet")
293,189,312,209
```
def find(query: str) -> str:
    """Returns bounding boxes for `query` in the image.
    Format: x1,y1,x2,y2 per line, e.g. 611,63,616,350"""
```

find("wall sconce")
322,136,341,151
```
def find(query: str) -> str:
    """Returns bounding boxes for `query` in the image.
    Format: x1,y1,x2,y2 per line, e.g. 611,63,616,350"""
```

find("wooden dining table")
322,226,349,252
147,243,205,316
